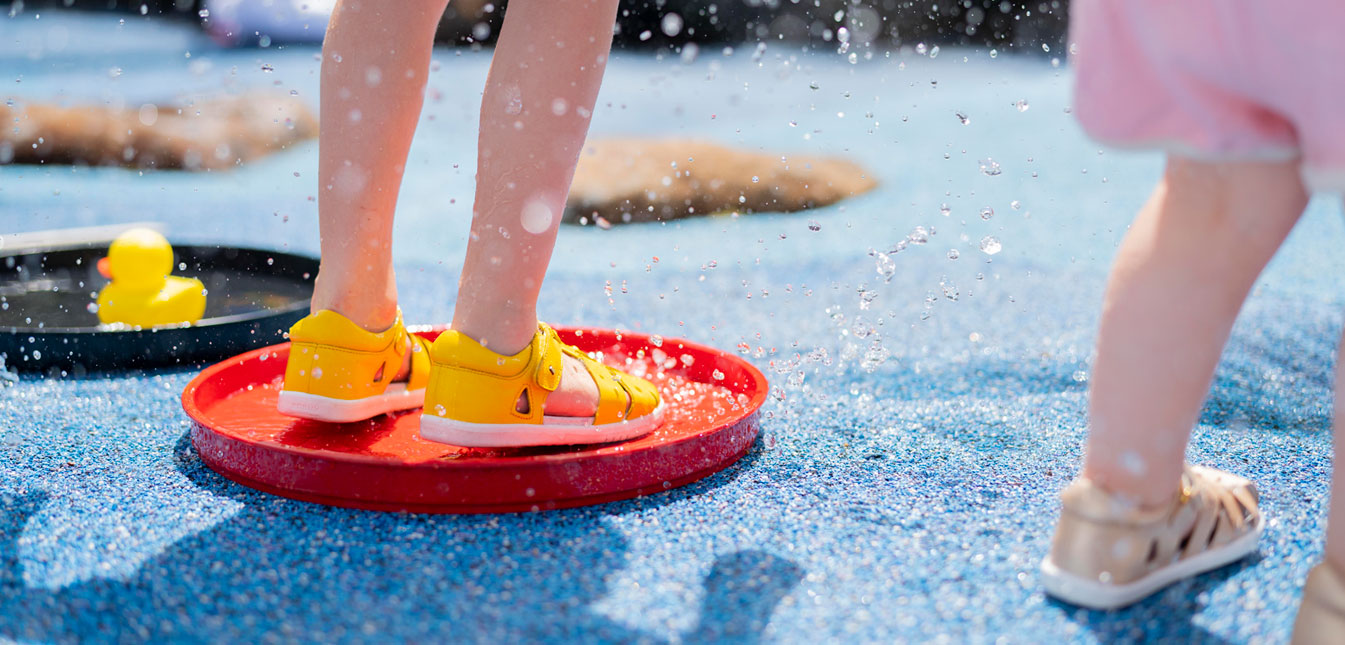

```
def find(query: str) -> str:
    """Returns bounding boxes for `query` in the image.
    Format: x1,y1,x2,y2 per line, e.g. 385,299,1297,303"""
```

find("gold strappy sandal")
1041,464,1263,609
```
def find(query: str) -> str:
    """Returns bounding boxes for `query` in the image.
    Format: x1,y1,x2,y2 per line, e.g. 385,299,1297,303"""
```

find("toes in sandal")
418,322,664,448
1293,562,1345,644
1041,464,1263,609
277,309,431,423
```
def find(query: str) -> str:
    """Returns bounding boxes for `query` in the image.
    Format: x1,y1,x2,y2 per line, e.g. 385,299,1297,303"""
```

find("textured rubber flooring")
2,12,1343,644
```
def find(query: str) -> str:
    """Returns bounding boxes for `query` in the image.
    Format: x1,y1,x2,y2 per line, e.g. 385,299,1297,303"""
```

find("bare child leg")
1293,344,1345,640
1042,157,1307,609
277,0,450,423
1083,158,1307,504
285,0,662,438
451,0,621,417
1329,355,1345,574
417,0,662,446
309,0,449,380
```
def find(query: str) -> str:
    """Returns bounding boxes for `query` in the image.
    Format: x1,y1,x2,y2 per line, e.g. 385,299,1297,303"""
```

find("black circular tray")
0,244,317,373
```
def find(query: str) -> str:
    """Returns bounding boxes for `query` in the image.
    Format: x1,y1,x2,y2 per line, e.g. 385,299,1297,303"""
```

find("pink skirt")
1070,0,1345,191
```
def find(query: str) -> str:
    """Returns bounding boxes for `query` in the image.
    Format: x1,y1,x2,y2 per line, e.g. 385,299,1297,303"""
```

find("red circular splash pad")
183,327,767,513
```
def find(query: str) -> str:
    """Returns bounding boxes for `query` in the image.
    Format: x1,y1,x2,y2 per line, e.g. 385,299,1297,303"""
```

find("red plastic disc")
182,327,768,513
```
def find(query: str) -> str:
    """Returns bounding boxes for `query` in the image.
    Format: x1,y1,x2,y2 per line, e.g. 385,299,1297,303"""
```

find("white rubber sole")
276,386,425,424
418,402,666,448
1040,519,1263,610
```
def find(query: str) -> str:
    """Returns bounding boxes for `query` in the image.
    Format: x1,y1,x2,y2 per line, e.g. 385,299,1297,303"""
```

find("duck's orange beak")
97,257,112,279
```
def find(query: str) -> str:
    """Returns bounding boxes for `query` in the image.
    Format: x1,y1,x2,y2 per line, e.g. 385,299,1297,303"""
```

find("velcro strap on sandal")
533,324,564,392
406,334,433,391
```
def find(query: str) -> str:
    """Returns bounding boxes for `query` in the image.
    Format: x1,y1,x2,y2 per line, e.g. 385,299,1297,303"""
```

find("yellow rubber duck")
95,228,206,327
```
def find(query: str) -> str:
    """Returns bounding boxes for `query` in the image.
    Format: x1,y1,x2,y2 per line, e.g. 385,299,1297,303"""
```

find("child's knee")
1160,156,1306,237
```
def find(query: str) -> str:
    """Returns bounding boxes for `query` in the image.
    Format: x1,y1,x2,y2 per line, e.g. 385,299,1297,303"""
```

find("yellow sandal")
419,322,663,447
278,309,431,423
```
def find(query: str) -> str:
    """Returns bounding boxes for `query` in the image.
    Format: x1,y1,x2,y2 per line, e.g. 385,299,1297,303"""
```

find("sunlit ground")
2,11,1343,643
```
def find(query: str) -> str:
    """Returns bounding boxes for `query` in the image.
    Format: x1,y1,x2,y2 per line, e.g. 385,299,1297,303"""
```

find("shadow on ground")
0,434,802,643
1059,556,1261,645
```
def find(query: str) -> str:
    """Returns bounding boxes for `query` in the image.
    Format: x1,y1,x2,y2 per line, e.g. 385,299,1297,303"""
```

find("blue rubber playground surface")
2,13,1343,643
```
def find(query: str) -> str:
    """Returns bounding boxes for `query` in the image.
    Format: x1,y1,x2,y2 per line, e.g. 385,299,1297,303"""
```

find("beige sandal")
1041,464,1263,609
1292,562,1345,644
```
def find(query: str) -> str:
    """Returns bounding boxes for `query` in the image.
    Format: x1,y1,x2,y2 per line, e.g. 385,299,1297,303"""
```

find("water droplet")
908,226,929,244
1011,200,1022,210
956,111,970,125
260,63,274,73
979,159,1001,176
434,405,447,416
680,43,700,64
941,279,959,301
915,43,928,55
808,220,821,232
861,344,889,371
855,288,876,311
980,206,995,221
197,8,209,18
86,303,99,314
979,236,1002,255
929,45,940,59
874,253,896,282
520,200,554,234
1015,99,1030,112
940,203,951,217
639,30,653,41
472,22,491,41
712,369,725,381
660,13,683,37
809,81,820,90
947,249,960,260
312,367,323,379
650,335,664,347
1119,450,1146,475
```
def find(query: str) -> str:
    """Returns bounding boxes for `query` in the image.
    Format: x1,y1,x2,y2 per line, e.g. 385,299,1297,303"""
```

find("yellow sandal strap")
425,324,564,425
533,324,565,393
405,331,434,391
557,338,658,425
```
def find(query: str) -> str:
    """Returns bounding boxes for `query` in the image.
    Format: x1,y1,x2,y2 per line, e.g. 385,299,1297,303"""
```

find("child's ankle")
451,315,537,355
310,293,398,333
311,273,398,332
1079,466,1181,512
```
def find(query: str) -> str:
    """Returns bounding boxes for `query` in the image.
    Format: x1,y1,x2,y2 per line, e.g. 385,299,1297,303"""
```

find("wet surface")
2,12,1344,644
